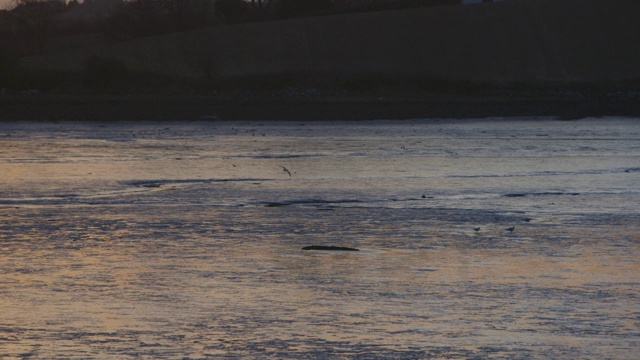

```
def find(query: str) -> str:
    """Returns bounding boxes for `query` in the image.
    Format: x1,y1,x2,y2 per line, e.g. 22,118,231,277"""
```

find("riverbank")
2,93,639,121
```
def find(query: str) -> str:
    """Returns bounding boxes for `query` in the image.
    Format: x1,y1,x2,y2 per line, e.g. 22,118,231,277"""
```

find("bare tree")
8,0,66,53
159,0,215,30
276,0,334,19
247,0,273,11
247,0,277,20
214,0,249,24
120,0,165,36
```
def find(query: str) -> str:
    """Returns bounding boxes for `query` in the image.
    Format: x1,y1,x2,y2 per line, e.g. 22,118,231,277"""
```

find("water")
1,117,639,359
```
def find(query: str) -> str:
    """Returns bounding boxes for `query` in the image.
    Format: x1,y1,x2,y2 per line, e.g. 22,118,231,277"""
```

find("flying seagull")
282,166,292,177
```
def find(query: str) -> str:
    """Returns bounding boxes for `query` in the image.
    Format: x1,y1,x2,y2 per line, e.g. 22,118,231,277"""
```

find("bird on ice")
282,166,292,177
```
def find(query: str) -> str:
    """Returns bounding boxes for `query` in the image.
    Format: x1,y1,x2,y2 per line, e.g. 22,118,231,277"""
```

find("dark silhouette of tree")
57,0,122,34
121,0,165,36
8,0,66,53
276,0,335,19
101,0,216,38
0,46,18,82
246,0,276,20
215,0,250,23
160,0,215,31
248,0,274,11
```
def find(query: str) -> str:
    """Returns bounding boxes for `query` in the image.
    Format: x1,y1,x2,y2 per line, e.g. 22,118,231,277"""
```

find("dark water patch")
261,198,363,207
453,167,639,179
55,193,80,198
302,245,359,251
564,213,640,227
251,153,329,159
504,192,581,198
202,339,475,359
478,346,510,354
126,178,274,187
415,208,529,224
196,340,549,359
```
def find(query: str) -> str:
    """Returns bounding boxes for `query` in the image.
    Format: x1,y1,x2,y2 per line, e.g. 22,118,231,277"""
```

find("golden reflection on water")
1,119,639,358
3,205,637,358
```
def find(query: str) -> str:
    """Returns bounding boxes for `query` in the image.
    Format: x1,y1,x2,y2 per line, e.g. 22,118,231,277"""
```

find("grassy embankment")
2,0,640,120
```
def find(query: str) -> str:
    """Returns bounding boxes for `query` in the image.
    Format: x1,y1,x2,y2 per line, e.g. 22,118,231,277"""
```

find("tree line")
1,0,467,54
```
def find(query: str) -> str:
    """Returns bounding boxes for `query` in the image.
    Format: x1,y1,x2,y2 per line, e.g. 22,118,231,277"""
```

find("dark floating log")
302,245,359,251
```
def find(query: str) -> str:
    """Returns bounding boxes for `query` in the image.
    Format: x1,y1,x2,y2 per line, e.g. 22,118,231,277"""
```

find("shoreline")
1,94,639,121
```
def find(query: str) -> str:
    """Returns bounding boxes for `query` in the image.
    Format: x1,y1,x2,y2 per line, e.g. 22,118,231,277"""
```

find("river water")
1,117,639,359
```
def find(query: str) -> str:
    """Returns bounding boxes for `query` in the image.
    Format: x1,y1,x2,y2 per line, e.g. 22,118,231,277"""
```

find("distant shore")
4,0,639,123
2,94,639,122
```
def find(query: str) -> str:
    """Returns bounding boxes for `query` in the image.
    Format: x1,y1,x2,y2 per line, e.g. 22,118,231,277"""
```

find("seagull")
506,226,515,232
281,166,292,177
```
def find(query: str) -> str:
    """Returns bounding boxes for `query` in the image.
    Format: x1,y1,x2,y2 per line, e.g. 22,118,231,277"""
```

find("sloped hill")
21,0,640,84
